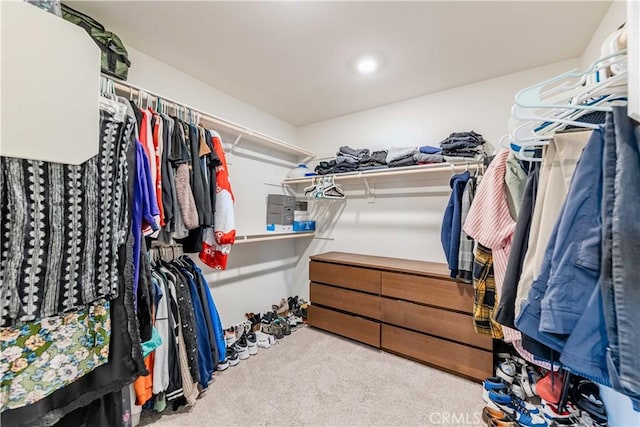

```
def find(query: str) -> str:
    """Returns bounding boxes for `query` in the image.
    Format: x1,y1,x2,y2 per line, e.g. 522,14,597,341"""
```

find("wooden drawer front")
380,299,492,350
310,261,381,294
308,305,380,347
310,283,381,320
381,272,473,313
381,325,493,381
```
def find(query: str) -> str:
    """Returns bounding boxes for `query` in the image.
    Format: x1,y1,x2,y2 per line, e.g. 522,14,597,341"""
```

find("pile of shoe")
215,296,309,371
482,354,609,427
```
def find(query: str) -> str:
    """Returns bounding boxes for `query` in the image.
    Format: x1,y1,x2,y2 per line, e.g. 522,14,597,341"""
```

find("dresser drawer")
308,305,380,347
310,283,381,320
380,298,492,350
381,325,493,381
381,272,473,313
310,261,381,294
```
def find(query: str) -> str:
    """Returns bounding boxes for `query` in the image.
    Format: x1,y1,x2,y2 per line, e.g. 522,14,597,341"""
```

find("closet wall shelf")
282,162,479,186
234,232,315,244
107,76,316,162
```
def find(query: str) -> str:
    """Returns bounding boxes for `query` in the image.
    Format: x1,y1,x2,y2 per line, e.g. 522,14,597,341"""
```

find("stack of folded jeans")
335,146,370,173
440,131,486,158
358,150,388,170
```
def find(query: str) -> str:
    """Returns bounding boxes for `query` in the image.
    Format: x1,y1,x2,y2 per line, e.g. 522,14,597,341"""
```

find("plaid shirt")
472,243,503,339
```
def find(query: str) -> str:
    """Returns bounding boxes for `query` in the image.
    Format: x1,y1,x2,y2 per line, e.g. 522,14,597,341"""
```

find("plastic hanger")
515,50,627,112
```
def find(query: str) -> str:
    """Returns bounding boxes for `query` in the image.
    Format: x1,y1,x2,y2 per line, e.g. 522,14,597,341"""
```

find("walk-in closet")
1,1,639,426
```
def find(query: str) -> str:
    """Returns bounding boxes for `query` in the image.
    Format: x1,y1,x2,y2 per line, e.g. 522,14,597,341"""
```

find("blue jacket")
441,171,471,277
180,267,214,388
185,258,227,363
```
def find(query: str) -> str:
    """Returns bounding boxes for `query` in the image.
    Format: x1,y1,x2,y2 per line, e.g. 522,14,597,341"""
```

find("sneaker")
483,377,509,404
254,331,273,348
246,332,258,355
234,334,250,360
497,360,517,384
541,401,579,425
276,317,291,335
218,346,239,369
521,365,541,398
482,406,513,425
488,390,546,427
487,388,541,416
225,327,236,346
262,322,284,340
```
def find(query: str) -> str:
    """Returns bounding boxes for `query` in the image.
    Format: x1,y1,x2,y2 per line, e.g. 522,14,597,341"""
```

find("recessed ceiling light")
356,57,378,74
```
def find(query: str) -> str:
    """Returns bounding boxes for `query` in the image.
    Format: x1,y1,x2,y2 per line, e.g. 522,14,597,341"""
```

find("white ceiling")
68,1,611,126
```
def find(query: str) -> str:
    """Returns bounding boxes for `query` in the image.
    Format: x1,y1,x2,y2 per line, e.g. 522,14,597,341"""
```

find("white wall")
296,58,579,158
125,46,301,327
581,1,628,68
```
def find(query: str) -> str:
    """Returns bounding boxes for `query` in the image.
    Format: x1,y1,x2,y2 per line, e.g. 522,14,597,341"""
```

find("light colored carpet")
140,327,484,426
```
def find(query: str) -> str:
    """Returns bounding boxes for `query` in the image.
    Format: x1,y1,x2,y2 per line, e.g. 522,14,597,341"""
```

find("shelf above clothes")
234,232,315,244
107,77,316,162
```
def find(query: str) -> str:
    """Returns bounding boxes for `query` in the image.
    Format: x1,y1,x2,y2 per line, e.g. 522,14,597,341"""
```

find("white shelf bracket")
362,177,375,203
230,134,243,154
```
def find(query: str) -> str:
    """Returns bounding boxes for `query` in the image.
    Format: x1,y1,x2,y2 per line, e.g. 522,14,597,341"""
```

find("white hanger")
515,50,627,112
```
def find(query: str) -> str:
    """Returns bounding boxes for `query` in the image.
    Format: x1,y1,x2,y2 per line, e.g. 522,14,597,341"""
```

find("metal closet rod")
103,74,315,160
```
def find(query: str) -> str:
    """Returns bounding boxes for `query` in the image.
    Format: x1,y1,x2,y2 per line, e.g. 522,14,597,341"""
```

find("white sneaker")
497,360,517,384
255,331,274,348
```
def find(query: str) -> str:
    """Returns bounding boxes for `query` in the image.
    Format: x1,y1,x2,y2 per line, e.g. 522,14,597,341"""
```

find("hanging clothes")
516,127,606,375
441,171,471,278
599,106,640,409
456,176,476,283
200,130,236,270
496,163,540,328
513,131,592,318
0,108,134,326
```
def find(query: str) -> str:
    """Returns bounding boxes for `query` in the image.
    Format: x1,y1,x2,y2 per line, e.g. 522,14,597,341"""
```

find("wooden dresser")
308,251,493,381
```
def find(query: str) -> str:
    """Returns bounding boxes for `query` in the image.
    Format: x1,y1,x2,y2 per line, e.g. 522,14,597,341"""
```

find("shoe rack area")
307,251,494,382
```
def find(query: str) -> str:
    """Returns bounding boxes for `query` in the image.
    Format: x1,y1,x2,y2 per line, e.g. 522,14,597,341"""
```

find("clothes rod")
104,75,315,160
234,232,315,244
282,162,479,184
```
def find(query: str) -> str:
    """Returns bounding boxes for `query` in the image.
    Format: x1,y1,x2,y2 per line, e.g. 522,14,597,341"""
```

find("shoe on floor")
483,377,509,404
254,331,273,348
234,334,250,360
246,331,258,355
225,327,236,346
482,406,513,426
570,380,608,426
541,401,579,426
497,360,517,384
487,389,545,427
218,346,239,370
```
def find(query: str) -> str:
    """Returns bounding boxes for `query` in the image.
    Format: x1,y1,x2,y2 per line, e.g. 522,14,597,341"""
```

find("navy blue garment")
419,145,441,154
179,266,214,388
441,171,471,277
185,258,227,363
